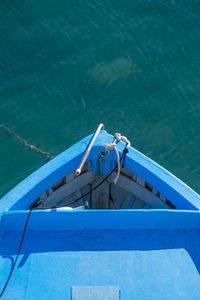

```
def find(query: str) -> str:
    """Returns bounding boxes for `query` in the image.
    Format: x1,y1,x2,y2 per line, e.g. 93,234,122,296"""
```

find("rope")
104,138,118,184
36,150,126,210
113,145,120,184
0,210,32,298
0,124,54,160
0,150,127,297
0,138,129,297
122,147,129,168
104,133,131,184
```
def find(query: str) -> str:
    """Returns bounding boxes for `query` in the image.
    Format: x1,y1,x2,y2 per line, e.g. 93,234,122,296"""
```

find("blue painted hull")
1,130,200,299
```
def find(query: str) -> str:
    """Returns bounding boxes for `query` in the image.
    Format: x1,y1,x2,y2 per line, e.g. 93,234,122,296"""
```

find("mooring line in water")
0,124,54,160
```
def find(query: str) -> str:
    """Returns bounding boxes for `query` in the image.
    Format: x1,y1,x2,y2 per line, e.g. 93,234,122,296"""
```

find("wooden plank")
115,174,169,209
44,172,93,207
91,179,109,209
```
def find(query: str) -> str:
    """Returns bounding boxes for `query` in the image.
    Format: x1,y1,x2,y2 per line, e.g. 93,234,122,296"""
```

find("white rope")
103,133,131,184
114,133,131,148
113,144,120,184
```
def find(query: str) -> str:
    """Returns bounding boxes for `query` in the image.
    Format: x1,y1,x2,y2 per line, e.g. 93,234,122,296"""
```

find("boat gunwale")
0,130,200,212
1,209,200,231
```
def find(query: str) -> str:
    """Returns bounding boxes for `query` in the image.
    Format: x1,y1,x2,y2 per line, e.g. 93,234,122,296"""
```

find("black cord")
0,148,128,297
0,209,32,298
122,147,129,168
35,150,126,210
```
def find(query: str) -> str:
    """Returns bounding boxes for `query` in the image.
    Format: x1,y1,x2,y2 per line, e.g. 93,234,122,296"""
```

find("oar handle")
75,123,104,176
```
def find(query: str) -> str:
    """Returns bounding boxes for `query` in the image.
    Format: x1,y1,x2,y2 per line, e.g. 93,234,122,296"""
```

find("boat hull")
1,130,200,299
0,210,200,299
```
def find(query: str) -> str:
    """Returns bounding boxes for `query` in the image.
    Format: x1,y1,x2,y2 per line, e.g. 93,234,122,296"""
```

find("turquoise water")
1,1,200,198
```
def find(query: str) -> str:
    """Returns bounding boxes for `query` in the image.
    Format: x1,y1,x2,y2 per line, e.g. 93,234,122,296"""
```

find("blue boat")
0,123,200,299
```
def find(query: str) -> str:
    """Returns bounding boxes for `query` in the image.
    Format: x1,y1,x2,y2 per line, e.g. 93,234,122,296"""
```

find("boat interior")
29,162,176,210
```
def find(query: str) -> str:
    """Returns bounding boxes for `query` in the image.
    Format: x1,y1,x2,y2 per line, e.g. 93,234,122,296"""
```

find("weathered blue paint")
1,210,200,232
1,130,200,299
1,130,200,212
0,210,200,299
72,286,119,300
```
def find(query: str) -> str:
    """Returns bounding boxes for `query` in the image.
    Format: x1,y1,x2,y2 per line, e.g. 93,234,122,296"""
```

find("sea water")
1,0,200,197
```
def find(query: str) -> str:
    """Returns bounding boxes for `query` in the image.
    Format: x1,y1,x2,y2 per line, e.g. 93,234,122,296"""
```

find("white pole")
75,123,104,176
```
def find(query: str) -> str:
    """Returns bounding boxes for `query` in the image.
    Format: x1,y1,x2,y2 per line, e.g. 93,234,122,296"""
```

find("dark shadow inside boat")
1,229,200,274
30,166,176,211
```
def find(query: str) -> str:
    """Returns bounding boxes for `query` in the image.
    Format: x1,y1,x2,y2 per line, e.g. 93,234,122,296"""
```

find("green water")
1,1,200,198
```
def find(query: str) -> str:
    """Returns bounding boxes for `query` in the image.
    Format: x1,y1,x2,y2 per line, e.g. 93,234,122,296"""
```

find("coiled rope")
0,124,54,160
